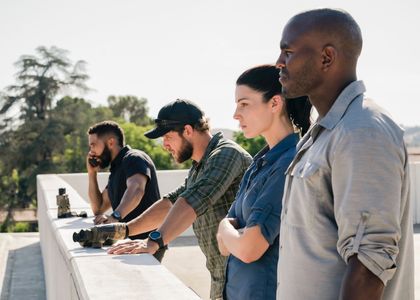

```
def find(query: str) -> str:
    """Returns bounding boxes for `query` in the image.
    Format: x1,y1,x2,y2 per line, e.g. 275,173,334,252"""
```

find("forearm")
88,172,104,214
158,197,197,245
218,219,244,256
218,219,268,263
216,232,230,256
339,255,384,300
114,185,143,218
127,198,172,236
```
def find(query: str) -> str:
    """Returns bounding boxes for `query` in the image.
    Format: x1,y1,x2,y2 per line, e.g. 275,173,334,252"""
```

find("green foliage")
234,131,266,157
108,95,153,126
0,46,89,122
0,46,190,228
121,123,190,170
9,222,31,232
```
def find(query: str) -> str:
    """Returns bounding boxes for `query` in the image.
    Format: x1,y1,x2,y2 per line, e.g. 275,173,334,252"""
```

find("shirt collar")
193,132,223,166
254,133,299,166
110,145,131,171
318,80,366,130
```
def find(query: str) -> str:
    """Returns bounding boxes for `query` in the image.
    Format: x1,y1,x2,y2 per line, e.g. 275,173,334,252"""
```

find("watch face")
112,211,121,219
150,231,161,240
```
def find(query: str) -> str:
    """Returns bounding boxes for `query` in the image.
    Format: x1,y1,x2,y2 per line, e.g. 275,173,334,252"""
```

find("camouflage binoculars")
56,187,87,219
73,223,127,248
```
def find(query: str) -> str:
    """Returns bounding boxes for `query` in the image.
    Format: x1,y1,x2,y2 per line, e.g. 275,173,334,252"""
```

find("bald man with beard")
275,8,414,300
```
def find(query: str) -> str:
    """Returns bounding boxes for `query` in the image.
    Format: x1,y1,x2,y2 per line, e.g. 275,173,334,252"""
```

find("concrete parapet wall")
411,162,420,224
37,171,199,300
36,163,420,299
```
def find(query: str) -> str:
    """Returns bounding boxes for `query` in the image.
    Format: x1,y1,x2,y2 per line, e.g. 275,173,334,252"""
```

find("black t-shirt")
107,145,160,240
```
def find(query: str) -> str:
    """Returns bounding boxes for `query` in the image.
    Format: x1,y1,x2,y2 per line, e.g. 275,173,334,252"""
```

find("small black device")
88,157,99,167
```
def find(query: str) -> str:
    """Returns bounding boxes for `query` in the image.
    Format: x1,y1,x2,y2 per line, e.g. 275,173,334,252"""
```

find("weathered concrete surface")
1,230,420,300
163,236,210,299
0,233,45,300
415,224,420,299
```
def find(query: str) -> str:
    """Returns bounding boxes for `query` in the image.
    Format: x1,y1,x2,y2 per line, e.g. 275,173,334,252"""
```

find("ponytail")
286,96,312,136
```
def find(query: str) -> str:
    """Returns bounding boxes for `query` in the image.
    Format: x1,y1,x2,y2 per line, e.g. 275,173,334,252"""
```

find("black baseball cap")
144,99,205,139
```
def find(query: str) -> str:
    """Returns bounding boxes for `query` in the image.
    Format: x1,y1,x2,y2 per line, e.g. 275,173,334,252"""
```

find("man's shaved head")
276,8,363,113
288,8,363,62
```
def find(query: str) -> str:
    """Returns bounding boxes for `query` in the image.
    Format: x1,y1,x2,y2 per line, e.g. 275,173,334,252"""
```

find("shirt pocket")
286,160,321,227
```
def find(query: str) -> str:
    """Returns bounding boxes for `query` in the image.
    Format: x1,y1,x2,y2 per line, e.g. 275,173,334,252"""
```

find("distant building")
211,128,236,141
408,147,420,162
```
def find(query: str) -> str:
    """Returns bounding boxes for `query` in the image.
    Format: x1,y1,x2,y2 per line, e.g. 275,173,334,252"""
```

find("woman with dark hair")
216,65,311,300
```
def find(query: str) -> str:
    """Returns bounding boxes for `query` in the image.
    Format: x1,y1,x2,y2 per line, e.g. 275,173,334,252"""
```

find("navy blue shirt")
224,133,298,300
107,145,160,240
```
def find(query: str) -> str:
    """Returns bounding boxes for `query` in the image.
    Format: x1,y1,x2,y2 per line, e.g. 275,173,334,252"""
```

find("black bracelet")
125,224,129,238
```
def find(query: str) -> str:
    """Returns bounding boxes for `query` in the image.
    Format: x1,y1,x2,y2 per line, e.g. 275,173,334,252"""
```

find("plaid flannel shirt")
165,132,252,299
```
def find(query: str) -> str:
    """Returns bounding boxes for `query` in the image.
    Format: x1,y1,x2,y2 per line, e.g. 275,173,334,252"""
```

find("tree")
52,96,114,172
0,46,89,123
234,132,266,157
108,95,153,126
0,46,191,232
121,122,191,170
0,46,90,219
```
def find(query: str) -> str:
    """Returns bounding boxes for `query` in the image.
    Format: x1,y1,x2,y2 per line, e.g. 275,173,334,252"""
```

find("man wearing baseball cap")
108,99,252,300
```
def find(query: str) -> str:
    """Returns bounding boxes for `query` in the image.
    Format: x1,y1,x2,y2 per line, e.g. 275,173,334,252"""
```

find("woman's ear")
270,95,284,113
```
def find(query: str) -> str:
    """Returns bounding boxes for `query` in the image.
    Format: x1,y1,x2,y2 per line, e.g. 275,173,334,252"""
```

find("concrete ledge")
37,172,200,300
411,162,420,224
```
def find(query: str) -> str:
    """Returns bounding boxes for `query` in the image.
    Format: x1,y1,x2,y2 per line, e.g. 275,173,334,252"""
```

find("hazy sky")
1,0,419,130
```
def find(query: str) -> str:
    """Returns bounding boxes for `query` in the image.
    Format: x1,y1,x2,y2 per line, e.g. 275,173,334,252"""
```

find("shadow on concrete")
169,236,199,247
1,242,45,300
53,217,94,230
111,254,160,266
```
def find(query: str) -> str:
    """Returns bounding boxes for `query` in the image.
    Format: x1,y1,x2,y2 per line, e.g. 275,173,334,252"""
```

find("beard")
98,145,112,168
176,137,193,163
281,60,319,99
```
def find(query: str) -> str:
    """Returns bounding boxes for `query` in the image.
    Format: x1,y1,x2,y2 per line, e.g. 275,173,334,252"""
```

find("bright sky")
1,0,419,130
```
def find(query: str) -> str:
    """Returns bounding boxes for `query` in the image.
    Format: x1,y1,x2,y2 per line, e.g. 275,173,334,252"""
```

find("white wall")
410,162,420,224
37,171,199,300
37,164,420,300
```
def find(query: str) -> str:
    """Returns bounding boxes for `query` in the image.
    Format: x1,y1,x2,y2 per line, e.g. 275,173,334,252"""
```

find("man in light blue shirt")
276,8,414,300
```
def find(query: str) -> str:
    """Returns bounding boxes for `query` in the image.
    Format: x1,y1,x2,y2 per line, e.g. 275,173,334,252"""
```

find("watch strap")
149,231,165,249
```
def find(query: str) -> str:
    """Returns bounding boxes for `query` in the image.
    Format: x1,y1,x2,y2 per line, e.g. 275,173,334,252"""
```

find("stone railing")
37,163,420,299
37,170,199,300
411,162,420,224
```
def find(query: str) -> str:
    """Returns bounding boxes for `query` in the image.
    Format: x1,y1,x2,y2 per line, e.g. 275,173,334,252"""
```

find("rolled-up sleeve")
333,128,404,285
246,166,285,245
181,147,247,216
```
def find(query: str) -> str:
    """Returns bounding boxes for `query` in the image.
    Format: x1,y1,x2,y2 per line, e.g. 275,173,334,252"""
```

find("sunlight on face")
162,130,192,163
88,134,105,156
233,85,273,139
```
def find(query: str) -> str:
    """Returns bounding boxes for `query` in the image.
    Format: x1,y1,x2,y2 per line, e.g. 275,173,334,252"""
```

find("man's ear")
183,124,194,138
321,45,336,71
106,136,116,148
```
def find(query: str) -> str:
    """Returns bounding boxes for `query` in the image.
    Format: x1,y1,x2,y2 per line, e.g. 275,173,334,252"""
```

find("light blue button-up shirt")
277,81,414,300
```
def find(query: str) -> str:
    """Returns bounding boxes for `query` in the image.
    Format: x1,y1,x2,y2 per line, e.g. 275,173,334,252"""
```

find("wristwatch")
148,230,165,249
110,211,122,222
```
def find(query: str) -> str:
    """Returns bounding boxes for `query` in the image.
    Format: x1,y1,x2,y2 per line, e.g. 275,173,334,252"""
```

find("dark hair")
236,65,312,135
88,121,125,147
172,117,211,136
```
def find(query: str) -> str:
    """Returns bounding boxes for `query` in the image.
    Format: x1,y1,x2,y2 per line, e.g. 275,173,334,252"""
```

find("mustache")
279,68,288,77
